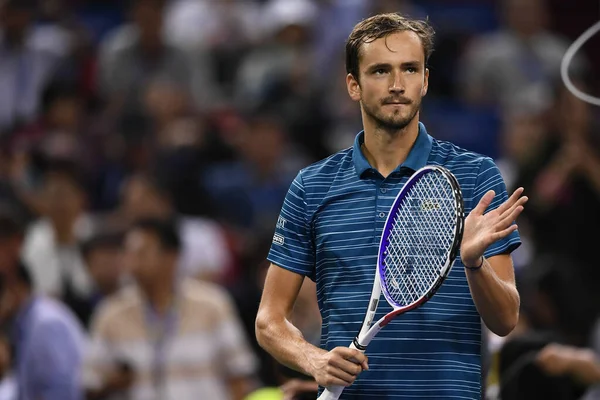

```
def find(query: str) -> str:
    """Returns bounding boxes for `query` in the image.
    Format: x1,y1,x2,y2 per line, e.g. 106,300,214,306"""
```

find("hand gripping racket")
318,165,465,400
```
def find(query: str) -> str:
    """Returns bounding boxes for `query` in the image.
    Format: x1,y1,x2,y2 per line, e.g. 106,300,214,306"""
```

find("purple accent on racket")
317,165,464,400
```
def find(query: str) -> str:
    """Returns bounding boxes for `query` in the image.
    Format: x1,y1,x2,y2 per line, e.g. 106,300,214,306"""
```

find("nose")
389,72,405,94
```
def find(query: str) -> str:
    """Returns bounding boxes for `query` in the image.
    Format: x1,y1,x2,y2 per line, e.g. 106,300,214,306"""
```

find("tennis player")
256,13,527,399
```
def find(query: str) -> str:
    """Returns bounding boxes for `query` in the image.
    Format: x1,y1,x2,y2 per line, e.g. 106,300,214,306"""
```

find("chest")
312,175,410,269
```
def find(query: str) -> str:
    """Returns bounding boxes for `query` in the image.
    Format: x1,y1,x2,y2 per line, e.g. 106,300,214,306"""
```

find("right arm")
255,264,368,388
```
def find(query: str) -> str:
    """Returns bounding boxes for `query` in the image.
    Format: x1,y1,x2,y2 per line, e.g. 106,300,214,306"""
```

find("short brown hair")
345,13,435,80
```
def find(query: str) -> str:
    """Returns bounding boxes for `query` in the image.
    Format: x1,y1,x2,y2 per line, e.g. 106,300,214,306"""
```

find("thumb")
473,190,495,215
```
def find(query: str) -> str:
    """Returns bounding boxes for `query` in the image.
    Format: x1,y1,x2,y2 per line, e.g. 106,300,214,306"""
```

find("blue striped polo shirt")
268,122,521,399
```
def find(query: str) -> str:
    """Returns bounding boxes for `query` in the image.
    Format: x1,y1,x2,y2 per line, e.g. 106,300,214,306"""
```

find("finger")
496,187,524,214
473,190,495,216
499,196,528,219
327,364,359,385
490,224,518,242
497,206,525,230
335,347,368,368
330,357,364,377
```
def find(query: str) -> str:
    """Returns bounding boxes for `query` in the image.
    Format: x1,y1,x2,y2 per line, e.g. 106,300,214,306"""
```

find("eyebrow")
366,61,422,72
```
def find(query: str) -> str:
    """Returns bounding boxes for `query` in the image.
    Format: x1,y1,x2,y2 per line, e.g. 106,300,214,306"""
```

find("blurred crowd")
0,0,598,399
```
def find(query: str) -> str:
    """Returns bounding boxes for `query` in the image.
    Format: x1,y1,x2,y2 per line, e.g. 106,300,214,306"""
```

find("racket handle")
316,341,364,400
317,385,345,400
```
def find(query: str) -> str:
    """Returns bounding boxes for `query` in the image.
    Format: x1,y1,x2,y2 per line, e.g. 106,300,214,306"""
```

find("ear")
346,73,361,102
422,68,429,97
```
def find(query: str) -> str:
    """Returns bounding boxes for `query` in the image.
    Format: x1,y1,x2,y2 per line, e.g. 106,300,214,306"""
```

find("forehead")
359,30,425,69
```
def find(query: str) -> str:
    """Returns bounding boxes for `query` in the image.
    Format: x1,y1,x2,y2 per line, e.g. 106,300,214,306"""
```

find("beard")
361,95,422,132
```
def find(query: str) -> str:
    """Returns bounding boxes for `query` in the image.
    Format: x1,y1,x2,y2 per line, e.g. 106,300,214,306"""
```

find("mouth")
383,100,411,106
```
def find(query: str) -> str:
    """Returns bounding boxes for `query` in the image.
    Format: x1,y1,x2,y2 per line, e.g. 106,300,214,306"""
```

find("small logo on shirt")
276,216,287,229
272,233,285,246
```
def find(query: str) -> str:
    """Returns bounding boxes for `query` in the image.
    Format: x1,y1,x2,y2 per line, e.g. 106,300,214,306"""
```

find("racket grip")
316,341,365,400
317,385,345,400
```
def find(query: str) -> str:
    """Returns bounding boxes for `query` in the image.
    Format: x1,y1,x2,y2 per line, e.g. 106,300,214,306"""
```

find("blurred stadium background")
0,0,599,399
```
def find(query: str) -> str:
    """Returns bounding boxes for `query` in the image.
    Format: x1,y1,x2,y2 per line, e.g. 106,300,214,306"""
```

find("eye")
407,67,417,74
374,68,386,75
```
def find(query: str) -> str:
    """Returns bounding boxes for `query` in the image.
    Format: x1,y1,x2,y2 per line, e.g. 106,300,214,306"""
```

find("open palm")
460,187,528,268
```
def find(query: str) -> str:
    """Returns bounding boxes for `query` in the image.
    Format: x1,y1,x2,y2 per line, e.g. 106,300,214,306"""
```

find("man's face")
124,229,168,287
121,179,167,221
87,247,124,294
347,31,428,132
43,174,84,222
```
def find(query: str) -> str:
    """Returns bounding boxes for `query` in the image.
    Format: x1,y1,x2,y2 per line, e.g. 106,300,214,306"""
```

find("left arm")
461,181,528,337
464,254,520,336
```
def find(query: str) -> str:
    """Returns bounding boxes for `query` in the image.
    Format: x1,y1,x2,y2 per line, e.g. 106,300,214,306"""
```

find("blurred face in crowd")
86,246,124,295
503,0,548,37
122,178,169,221
43,173,85,225
124,228,174,288
347,31,428,133
133,0,164,46
48,96,83,131
236,117,285,174
501,112,548,164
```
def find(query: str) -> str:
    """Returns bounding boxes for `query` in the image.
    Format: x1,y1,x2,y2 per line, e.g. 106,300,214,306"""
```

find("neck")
362,115,420,178
143,278,175,316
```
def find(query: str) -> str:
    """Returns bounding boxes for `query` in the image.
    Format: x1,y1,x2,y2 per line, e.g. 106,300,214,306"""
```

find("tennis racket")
318,165,465,400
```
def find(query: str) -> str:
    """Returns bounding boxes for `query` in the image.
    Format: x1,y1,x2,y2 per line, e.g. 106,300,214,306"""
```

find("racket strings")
383,172,456,307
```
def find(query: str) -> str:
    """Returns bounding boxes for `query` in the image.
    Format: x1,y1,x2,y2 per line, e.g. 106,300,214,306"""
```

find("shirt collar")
352,121,433,178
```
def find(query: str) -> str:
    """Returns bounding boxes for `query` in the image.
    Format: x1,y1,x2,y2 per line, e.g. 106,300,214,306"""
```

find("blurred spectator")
499,336,600,400
84,218,257,400
21,160,96,314
104,173,233,283
77,231,127,328
0,210,85,400
98,0,220,127
0,0,62,135
164,0,261,99
203,111,308,267
512,80,600,286
459,0,587,113
9,80,92,177
234,0,332,160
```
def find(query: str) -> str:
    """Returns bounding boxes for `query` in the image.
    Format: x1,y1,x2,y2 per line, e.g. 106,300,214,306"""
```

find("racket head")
376,165,464,315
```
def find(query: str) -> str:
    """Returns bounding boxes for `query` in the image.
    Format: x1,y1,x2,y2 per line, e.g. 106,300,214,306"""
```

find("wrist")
464,256,485,270
303,346,327,377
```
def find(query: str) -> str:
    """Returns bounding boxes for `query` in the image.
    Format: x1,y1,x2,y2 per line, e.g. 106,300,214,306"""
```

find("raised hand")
460,187,528,268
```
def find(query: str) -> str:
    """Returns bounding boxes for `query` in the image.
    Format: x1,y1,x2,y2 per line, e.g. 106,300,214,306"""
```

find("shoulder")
29,297,84,342
298,147,354,185
181,279,235,312
91,286,141,330
430,139,503,189
430,138,492,171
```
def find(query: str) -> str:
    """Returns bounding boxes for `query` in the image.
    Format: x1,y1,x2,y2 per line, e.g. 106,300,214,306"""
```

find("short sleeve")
472,157,522,257
267,171,316,279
